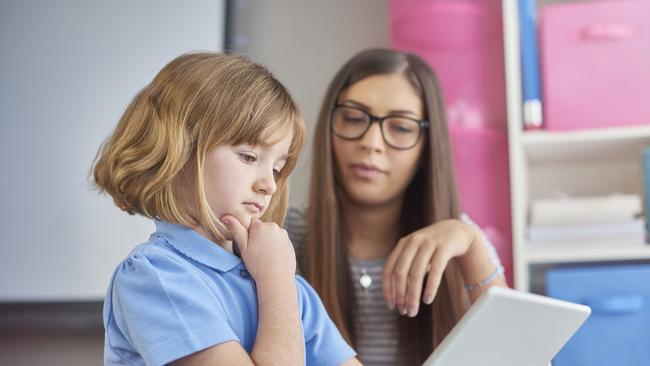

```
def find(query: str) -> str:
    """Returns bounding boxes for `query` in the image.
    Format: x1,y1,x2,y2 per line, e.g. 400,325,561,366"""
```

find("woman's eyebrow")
340,99,420,118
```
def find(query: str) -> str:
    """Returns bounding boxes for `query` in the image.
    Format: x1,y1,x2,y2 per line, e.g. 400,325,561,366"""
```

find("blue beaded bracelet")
464,268,500,292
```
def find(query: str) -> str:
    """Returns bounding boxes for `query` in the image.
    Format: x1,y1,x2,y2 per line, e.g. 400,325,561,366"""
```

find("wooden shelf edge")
522,125,650,146
525,244,650,264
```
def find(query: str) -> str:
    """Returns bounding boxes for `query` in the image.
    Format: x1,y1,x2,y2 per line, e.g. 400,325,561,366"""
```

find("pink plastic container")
390,0,507,132
450,126,512,285
540,0,650,131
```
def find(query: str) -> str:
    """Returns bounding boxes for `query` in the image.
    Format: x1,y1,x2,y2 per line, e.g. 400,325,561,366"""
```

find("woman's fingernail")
399,307,407,316
408,307,416,317
424,294,433,304
387,300,395,310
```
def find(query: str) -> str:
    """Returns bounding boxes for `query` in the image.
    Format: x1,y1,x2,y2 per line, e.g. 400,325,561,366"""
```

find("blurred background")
1,0,649,365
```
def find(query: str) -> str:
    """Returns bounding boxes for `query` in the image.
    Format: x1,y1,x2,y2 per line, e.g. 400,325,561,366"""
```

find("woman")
286,48,507,365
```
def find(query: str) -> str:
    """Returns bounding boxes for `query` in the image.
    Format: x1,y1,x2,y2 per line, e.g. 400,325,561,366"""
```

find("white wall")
0,0,225,301
230,0,391,206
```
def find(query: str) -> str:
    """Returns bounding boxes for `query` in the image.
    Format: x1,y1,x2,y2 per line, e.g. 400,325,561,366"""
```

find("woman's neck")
341,196,403,261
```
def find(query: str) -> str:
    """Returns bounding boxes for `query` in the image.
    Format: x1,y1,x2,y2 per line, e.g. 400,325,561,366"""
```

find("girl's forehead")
260,122,293,145
258,124,293,155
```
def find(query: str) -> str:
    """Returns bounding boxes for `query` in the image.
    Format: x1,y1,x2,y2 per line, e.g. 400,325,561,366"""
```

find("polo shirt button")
239,269,250,278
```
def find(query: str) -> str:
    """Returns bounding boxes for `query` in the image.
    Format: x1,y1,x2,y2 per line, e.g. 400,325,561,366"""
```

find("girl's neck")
341,196,403,261
194,225,234,253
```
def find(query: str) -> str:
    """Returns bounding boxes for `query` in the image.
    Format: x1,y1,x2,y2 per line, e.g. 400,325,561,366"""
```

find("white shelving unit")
501,0,650,291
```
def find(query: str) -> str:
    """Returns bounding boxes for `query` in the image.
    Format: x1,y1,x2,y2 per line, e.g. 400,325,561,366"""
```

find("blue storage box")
546,264,650,366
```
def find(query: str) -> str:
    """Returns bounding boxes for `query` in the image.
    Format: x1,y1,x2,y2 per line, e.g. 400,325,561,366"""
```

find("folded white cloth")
529,193,642,226
528,218,646,244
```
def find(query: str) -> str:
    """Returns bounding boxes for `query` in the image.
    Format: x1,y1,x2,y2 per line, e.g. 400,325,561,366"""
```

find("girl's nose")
253,170,277,196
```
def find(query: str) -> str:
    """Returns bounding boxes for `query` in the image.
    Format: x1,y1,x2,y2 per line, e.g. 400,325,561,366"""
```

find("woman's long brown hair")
307,48,466,364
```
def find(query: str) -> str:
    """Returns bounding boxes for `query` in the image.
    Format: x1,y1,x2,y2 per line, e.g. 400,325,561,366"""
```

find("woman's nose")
358,122,385,152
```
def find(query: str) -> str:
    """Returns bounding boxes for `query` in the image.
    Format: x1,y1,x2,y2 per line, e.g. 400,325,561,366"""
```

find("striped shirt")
284,207,504,366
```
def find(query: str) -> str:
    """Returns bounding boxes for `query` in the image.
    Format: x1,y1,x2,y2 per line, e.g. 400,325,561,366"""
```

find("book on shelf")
530,193,642,226
518,0,542,129
641,147,650,233
527,218,646,245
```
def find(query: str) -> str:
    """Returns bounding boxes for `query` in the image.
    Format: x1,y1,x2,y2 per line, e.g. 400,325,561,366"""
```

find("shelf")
526,242,650,264
522,125,650,164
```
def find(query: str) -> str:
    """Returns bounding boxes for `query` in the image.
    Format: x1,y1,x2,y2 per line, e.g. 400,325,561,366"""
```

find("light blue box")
546,264,650,366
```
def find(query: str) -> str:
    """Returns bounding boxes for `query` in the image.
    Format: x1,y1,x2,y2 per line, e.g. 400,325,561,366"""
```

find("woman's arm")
383,219,507,317
455,223,508,303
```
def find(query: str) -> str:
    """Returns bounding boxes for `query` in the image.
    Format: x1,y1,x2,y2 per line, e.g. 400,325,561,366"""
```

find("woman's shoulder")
285,205,307,228
285,205,309,274
459,212,478,226
285,205,308,246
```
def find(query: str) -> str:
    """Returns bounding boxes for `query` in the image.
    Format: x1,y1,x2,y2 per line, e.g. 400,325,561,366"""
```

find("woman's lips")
350,163,386,179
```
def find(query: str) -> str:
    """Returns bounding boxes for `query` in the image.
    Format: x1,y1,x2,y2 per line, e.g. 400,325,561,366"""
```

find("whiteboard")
0,0,226,301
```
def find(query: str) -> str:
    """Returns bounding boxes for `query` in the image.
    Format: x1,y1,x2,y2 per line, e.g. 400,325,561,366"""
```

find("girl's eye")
239,153,257,163
273,169,281,180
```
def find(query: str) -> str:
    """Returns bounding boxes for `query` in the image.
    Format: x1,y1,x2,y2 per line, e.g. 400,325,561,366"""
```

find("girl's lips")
243,202,264,213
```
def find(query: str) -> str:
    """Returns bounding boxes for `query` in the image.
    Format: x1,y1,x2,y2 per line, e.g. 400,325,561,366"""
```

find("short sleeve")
296,276,356,366
106,248,238,366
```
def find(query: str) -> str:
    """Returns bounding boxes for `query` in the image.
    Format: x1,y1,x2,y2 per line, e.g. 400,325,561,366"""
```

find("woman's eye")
340,111,366,124
273,169,281,179
344,116,365,124
391,125,414,134
239,153,257,163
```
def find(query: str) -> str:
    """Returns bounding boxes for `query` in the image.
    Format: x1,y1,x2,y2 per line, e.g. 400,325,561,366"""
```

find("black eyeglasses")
330,105,429,150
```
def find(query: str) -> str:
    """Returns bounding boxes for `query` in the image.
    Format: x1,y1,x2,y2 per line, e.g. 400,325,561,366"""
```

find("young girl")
285,49,508,365
93,52,360,366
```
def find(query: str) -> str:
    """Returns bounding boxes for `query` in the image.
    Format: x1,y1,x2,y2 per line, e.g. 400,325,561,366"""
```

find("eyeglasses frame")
330,105,429,150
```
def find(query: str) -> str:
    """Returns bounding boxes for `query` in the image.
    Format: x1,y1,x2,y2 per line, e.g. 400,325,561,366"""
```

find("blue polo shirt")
104,220,355,366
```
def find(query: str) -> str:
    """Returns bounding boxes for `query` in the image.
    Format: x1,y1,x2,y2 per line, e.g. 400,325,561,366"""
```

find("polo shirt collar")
153,220,242,272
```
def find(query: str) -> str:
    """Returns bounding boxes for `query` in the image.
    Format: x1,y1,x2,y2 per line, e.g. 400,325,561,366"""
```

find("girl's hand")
382,219,479,317
221,215,296,285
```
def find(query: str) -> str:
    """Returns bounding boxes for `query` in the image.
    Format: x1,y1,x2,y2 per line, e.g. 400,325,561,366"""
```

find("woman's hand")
382,219,482,317
221,215,296,285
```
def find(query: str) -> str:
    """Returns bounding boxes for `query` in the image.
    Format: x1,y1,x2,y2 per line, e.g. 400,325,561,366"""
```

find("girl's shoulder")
116,237,189,273
108,235,216,301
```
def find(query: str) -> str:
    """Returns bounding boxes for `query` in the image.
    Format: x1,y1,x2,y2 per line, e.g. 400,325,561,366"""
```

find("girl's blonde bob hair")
93,52,305,240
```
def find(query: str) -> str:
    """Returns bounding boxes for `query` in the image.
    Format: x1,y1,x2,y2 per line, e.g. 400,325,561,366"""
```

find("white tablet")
423,286,591,366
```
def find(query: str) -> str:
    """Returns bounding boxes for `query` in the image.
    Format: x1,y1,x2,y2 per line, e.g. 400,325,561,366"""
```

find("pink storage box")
450,126,513,285
540,0,650,131
390,0,507,132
